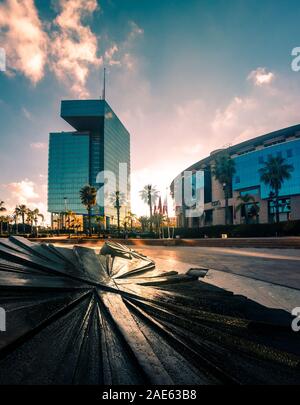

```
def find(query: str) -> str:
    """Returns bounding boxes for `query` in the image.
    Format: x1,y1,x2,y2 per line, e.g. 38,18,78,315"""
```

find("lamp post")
222,182,228,225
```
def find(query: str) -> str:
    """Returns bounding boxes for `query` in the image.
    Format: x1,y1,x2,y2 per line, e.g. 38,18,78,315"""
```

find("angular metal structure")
0,237,299,385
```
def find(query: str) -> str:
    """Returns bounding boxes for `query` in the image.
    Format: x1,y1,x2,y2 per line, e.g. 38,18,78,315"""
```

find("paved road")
56,243,300,311
135,246,300,312
137,246,300,289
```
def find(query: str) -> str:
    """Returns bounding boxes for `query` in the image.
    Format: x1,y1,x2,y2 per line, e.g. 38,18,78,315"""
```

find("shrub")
174,220,300,238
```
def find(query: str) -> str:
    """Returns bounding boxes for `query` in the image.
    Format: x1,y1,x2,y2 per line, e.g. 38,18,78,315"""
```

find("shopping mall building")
171,125,300,228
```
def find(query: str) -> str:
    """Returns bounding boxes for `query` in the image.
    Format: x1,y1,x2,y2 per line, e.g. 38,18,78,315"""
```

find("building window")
287,149,293,158
235,176,240,184
204,210,213,226
239,202,260,224
268,197,291,223
277,151,282,158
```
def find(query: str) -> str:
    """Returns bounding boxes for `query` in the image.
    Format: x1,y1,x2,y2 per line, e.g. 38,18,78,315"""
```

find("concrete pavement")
134,246,300,312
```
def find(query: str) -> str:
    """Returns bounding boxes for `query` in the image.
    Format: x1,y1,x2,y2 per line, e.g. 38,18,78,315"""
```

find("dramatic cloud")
248,67,275,86
0,0,102,95
0,0,48,83
49,0,102,97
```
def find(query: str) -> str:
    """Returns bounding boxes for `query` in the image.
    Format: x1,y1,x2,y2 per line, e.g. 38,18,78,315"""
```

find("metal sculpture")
0,236,299,384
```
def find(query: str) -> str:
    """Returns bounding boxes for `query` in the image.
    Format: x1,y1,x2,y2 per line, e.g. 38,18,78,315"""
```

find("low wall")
29,237,300,249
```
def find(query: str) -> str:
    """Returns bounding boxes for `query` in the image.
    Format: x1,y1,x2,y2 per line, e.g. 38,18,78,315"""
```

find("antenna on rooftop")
102,67,106,101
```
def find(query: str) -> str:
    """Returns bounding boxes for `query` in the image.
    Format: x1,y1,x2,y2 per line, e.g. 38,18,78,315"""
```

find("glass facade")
48,132,90,214
233,139,300,199
48,100,130,223
103,104,131,221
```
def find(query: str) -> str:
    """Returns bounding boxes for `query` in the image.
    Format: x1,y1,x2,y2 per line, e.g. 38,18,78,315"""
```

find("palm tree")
16,204,28,233
212,153,236,225
12,209,19,235
236,194,260,224
0,201,6,214
26,209,35,235
109,191,126,237
259,156,294,223
80,185,97,236
7,215,14,235
0,201,7,235
0,216,7,235
32,208,44,227
139,185,160,232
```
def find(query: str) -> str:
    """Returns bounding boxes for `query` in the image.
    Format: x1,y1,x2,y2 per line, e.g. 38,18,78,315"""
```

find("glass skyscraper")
48,99,131,229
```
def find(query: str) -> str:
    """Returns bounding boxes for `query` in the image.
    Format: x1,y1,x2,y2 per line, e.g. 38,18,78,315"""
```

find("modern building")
48,99,131,230
171,125,300,228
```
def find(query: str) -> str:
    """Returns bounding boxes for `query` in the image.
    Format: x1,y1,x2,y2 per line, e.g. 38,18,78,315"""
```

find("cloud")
0,0,102,96
4,179,39,205
105,44,121,66
110,59,300,217
1,178,49,223
49,0,102,97
104,21,144,72
30,142,47,150
0,0,48,84
0,1,144,97
248,67,275,87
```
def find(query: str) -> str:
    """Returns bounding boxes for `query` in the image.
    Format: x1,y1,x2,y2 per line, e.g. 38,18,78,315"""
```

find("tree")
0,201,6,214
26,209,35,234
32,208,44,228
7,215,14,235
0,201,7,235
12,209,19,235
95,215,105,237
125,211,137,231
80,185,97,236
138,216,150,232
152,213,166,237
16,205,28,233
109,191,126,237
0,216,7,235
212,154,236,225
236,194,260,224
139,185,159,232
259,156,294,223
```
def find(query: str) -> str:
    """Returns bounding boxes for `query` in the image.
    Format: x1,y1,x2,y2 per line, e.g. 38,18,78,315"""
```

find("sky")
1,0,300,221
